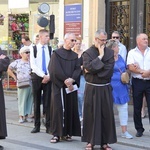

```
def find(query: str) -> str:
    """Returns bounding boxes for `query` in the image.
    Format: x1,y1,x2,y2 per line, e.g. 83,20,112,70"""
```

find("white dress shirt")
127,46,150,80
118,42,127,62
29,43,34,49
30,43,50,78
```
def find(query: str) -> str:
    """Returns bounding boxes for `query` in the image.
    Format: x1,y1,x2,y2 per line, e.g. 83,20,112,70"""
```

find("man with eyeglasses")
111,31,127,62
48,33,81,143
82,29,117,150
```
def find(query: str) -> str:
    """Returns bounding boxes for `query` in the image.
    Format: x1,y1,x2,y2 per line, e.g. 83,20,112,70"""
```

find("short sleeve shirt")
9,59,31,81
127,46,150,79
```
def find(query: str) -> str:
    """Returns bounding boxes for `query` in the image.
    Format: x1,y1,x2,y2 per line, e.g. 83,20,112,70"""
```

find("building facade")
0,0,149,51
107,0,150,50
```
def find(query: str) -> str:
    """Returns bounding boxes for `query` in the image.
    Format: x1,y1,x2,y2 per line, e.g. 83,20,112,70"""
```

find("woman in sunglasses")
106,39,133,139
7,46,33,123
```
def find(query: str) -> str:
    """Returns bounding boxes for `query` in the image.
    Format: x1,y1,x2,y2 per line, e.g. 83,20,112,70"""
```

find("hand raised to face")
0,54,6,59
98,44,105,58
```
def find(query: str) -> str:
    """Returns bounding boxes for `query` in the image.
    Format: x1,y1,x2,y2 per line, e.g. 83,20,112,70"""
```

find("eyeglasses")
24,51,30,54
112,36,120,39
97,38,107,42
75,42,81,45
71,39,76,42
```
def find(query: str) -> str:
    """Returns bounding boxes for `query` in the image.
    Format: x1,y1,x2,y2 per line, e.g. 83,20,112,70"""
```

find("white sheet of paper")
65,84,78,94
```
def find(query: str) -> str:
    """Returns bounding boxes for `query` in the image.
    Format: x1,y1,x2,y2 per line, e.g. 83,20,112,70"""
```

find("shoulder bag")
18,79,30,88
117,65,129,84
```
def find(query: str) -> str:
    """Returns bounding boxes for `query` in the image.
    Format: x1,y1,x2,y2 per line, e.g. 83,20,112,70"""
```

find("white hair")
64,33,75,39
19,46,30,54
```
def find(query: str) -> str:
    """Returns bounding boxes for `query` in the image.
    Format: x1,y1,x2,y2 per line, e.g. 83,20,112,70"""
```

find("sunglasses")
112,36,119,39
97,38,107,42
71,39,76,42
24,51,30,54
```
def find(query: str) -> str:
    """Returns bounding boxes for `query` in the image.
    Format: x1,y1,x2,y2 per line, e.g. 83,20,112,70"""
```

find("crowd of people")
0,29,150,150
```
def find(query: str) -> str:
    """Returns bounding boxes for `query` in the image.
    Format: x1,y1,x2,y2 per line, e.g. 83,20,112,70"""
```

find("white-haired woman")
7,46,33,123
106,39,133,139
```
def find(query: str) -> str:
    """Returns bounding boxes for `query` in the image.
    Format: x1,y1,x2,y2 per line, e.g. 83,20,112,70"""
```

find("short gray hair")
112,31,120,36
106,39,118,49
95,29,107,38
64,33,75,39
136,33,147,40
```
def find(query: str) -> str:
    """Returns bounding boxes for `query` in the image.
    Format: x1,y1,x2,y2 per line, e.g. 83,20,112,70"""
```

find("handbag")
121,72,129,84
117,65,129,84
17,79,30,88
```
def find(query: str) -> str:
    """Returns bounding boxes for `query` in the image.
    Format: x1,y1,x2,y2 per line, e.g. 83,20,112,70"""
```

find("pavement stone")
3,91,150,150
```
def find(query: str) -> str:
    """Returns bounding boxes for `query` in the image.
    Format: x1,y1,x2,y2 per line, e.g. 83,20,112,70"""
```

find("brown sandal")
64,135,72,141
85,143,93,150
101,144,112,150
50,136,60,143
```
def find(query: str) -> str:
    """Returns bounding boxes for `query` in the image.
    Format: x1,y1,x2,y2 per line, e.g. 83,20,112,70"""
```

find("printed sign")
64,4,82,37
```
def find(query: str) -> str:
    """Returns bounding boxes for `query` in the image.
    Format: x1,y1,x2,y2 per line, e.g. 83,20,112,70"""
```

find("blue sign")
64,4,82,22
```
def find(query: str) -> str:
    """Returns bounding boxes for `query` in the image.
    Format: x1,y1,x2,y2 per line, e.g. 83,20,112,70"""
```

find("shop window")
8,14,29,50
2,14,29,90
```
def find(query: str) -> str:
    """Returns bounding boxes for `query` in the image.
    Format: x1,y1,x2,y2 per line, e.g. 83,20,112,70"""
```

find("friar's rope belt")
86,82,110,86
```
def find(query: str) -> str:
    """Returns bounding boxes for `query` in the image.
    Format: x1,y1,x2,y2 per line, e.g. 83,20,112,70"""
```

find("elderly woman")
7,46,33,123
106,39,133,139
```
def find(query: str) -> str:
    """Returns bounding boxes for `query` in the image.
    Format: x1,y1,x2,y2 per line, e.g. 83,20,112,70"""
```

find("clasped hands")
133,63,150,78
42,75,50,84
64,78,74,91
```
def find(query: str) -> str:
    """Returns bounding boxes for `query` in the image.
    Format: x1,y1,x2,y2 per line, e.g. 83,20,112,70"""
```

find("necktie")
42,46,47,74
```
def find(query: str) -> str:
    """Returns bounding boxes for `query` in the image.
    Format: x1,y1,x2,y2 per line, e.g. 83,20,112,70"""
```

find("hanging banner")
64,3,82,37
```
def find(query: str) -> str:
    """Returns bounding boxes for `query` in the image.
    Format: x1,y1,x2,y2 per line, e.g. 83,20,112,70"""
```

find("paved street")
0,124,146,150
1,93,150,150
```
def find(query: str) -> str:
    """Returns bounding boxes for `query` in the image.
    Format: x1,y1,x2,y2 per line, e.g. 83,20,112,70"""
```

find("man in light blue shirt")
111,31,127,62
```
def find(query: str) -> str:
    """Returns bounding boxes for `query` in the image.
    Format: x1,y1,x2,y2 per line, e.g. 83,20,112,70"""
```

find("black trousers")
132,78,150,132
31,74,51,129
